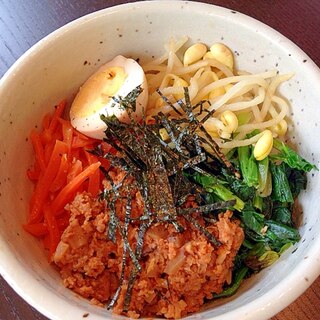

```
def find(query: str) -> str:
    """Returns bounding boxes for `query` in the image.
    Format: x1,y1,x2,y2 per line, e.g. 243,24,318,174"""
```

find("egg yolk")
70,66,127,118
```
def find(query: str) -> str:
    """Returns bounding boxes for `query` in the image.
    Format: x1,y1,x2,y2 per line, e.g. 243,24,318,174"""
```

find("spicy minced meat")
54,175,244,319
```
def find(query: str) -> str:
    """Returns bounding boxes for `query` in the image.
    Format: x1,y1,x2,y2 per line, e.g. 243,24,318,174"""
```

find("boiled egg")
70,55,148,139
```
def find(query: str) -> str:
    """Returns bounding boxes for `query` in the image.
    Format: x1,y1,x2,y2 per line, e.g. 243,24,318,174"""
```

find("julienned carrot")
29,140,69,224
44,205,61,261
50,153,70,193
48,100,66,135
41,101,66,145
26,101,105,259
23,223,48,237
88,169,100,197
67,159,83,182
59,118,74,158
42,112,52,130
51,161,101,215
57,214,71,231
30,129,46,172
72,130,97,149
86,151,101,197
26,165,41,181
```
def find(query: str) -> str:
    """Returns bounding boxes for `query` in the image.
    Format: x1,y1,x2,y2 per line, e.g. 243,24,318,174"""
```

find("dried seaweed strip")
192,99,211,117
118,204,142,273
111,85,143,113
102,117,148,166
178,200,236,216
111,211,142,273
183,87,193,115
157,112,185,153
203,217,218,224
185,153,206,168
126,112,152,155
107,200,118,243
148,127,214,180
161,87,239,178
102,129,143,170
126,121,183,229
123,221,152,311
171,169,204,208
148,115,211,177
198,134,240,178
107,196,132,310
156,88,183,116
144,129,185,174
198,107,216,124
108,142,146,174
156,100,203,165
183,213,220,247
101,170,120,242
145,148,178,223
101,167,142,272
171,168,188,205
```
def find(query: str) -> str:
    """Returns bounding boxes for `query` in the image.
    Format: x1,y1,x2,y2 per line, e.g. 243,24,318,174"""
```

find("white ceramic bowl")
0,1,320,319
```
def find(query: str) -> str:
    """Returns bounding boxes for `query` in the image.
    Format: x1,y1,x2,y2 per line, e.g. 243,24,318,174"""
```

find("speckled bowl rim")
0,1,320,320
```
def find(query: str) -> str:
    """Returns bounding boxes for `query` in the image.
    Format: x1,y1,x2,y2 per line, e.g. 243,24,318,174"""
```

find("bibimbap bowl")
0,1,320,319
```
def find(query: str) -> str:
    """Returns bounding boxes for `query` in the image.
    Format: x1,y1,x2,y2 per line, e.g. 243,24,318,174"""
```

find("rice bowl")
0,1,320,319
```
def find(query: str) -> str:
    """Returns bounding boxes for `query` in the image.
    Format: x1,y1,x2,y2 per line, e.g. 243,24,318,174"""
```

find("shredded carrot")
30,129,46,172
86,151,101,197
50,154,70,193
67,159,83,182
42,112,52,130
48,100,67,135
25,101,105,259
29,140,69,224
59,118,74,159
52,161,101,216
26,167,41,181
44,205,61,261
23,223,48,237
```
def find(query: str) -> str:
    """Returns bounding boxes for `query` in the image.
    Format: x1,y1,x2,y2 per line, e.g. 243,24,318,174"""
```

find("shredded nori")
92,85,239,313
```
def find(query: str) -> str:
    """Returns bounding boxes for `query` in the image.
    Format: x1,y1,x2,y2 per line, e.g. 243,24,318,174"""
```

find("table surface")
0,0,319,319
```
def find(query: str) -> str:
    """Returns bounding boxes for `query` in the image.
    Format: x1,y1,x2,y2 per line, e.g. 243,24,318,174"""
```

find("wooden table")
0,0,319,319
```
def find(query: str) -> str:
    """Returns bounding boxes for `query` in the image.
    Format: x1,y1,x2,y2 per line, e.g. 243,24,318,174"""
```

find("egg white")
70,55,148,139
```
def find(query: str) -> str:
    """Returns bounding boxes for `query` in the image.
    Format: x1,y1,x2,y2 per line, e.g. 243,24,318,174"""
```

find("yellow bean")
161,74,188,100
198,70,219,88
220,110,238,133
172,76,188,100
209,86,225,99
155,97,164,109
220,131,231,139
203,51,214,60
183,43,207,66
253,130,273,161
224,84,233,92
270,119,288,136
210,43,234,70
203,118,220,138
